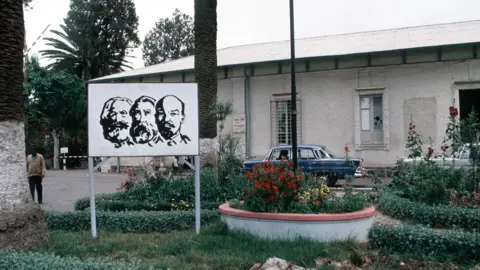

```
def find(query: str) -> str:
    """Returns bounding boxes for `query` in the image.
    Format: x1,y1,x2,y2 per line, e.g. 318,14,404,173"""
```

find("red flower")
268,194,276,201
298,174,304,181
362,242,368,248
344,144,350,153
440,145,446,151
345,183,351,187
288,161,294,167
449,106,459,117
388,232,392,237
44,130,49,135
243,188,248,196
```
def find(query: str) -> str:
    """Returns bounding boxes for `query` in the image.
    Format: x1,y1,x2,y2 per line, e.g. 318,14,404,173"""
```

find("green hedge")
45,210,220,232
368,224,480,263
378,191,480,231
74,198,222,212
0,251,140,269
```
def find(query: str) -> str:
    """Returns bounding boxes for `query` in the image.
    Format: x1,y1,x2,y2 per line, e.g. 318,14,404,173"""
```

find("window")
360,95,384,144
269,148,291,160
299,149,316,160
276,100,292,145
270,96,302,146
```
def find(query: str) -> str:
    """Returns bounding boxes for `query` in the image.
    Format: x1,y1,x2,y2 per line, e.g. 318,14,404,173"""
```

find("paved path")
40,170,126,212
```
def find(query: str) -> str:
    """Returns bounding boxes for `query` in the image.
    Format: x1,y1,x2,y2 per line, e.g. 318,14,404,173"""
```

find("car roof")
271,144,326,150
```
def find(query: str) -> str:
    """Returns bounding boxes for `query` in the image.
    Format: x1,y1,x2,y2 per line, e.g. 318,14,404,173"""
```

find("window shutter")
270,100,277,146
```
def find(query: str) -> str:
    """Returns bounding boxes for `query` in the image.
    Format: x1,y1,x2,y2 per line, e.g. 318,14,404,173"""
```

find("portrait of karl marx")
154,95,191,146
99,96,134,148
129,95,159,145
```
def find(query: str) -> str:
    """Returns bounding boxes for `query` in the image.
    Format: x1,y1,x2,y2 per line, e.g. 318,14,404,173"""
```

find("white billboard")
88,83,199,157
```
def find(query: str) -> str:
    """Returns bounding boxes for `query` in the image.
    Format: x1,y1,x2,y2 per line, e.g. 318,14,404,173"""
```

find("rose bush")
238,160,367,214
243,160,304,212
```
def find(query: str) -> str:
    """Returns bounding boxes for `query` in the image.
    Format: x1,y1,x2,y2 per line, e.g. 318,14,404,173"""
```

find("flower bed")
221,160,375,242
220,202,375,242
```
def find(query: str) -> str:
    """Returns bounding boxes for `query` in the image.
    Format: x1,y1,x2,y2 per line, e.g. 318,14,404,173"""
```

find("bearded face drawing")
99,97,134,148
129,95,159,145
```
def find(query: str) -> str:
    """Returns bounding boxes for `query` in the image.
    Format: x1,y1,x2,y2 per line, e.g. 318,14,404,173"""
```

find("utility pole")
289,0,298,170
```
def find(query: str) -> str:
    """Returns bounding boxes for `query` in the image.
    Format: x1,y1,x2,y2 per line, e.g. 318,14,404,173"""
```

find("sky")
24,0,480,70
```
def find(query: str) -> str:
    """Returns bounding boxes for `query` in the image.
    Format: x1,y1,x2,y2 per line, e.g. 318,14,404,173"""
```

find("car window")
316,149,327,159
299,149,316,160
322,147,335,157
270,149,290,160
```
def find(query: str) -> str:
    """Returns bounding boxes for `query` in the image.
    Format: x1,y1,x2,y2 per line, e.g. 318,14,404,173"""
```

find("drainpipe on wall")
243,67,251,158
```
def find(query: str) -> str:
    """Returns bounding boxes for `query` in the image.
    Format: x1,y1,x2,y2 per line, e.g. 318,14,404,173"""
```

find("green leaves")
25,57,86,135
0,251,140,269
378,190,480,231
368,224,480,263
40,0,140,80
45,210,220,233
142,9,194,66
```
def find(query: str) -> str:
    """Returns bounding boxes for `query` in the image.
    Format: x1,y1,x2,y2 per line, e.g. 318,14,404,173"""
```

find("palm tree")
40,23,134,81
40,0,140,80
0,0,48,250
194,0,218,167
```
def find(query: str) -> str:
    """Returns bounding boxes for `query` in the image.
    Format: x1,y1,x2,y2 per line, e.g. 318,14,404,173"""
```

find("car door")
297,148,316,172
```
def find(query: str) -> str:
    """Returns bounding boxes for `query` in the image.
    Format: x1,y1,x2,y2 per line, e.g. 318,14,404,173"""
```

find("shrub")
0,251,140,269
391,161,477,205
237,160,367,214
243,160,304,212
45,210,220,232
74,169,248,211
368,224,480,263
378,190,480,231
91,200,221,212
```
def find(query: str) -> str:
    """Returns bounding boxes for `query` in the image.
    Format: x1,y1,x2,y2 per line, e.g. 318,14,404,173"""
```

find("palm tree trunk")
195,0,218,168
0,0,48,250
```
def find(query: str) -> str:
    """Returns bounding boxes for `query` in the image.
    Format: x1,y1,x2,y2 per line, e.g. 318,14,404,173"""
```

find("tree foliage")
25,57,86,136
142,9,194,66
40,0,140,80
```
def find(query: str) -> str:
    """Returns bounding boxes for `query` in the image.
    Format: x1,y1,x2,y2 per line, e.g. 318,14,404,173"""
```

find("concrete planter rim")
219,203,375,222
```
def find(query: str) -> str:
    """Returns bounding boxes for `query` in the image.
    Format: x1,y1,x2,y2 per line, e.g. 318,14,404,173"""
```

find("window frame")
270,94,302,147
354,87,389,151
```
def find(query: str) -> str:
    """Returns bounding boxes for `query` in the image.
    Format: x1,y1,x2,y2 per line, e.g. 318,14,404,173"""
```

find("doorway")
459,89,480,121
459,89,480,143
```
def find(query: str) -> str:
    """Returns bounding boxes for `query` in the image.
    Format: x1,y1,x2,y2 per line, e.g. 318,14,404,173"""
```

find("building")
91,20,480,167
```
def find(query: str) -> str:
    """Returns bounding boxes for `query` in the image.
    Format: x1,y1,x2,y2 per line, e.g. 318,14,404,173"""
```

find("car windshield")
321,147,335,158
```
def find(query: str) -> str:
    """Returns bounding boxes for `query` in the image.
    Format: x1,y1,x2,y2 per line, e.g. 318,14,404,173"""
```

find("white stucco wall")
218,59,480,166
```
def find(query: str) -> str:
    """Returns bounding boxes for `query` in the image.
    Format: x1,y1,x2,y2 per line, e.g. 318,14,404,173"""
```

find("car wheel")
326,175,339,186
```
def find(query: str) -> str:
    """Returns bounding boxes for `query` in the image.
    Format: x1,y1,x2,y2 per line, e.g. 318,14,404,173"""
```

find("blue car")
243,144,365,186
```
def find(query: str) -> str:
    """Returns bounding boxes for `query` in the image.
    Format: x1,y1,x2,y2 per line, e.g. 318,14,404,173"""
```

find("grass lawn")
38,223,463,270
39,223,366,269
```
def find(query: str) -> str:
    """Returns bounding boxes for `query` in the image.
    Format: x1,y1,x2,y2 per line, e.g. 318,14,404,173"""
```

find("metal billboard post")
194,155,201,234
88,157,98,238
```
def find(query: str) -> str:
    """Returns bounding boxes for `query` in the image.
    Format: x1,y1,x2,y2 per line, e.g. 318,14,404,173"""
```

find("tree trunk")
195,0,218,167
52,129,60,170
0,0,48,250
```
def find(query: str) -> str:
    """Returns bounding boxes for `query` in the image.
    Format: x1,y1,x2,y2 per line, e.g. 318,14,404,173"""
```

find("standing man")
26,145,46,204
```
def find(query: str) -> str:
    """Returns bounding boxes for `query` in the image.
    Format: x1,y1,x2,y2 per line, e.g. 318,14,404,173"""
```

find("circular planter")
219,203,375,242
